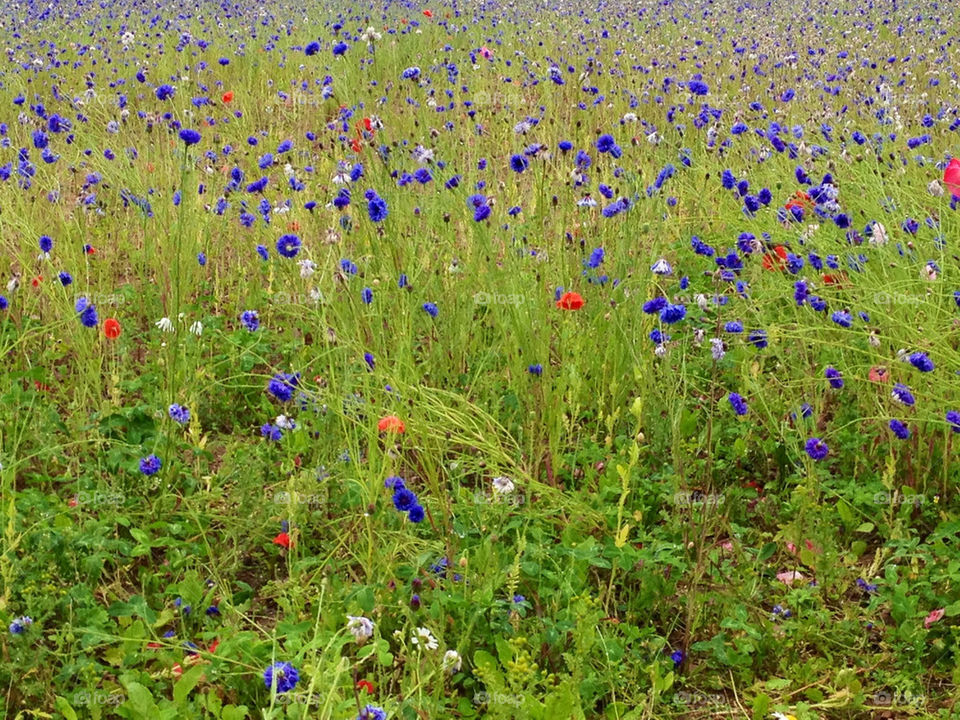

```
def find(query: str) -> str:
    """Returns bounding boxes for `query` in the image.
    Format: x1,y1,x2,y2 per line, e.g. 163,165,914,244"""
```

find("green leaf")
54,696,79,720
855,522,874,533
174,664,206,705
751,693,770,720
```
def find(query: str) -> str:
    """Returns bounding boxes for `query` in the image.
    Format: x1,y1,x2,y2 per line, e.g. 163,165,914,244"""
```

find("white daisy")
155,317,175,333
188,321,203,336
411,627,438,651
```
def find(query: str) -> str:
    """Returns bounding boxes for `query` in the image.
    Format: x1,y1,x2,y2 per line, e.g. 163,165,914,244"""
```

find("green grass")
1,0,959,718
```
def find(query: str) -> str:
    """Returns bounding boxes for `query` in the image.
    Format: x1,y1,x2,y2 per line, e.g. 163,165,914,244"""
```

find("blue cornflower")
39,235,53,253
891,383,915,407
357,705,387,720
367,195,388,222
831,310,852,328
805,437,829,461
509,154,528,173
385,476,405,490
908,352,934,372
642,297,667,314
401,67,421,80
8,616,32,634
586,247,604,268
0,296,7,310
398,273,409,288
669,650,684,667
659,303,686,324
305,41,320,56
268,373,299,402
422,302,439,317
332,42,348,56
825,367,843,388
256,245,269,260
596,134,617,153
58,271,72,286
888,419,910,439
728,392,748,415
361,287,373,304
179,129,202,145
276,234,301,258
260,424,282,441
241,310,259,331
156,84,175,100
139,454,162,476
263,662,300,694
946,410,960,433
393,488,417,512
528,364,543,376
724,320,744,333
197,252,206,266
408,505,425,523
364,352,375,371
76,297,98,327
747,329,768,349
168,404,190,424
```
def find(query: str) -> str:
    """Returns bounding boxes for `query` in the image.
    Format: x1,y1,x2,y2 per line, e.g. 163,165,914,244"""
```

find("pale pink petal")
924,608,945,629
777,570,805,585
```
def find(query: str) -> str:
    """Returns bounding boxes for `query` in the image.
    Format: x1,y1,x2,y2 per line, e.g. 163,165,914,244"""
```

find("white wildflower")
442,650,462,673
155,317,175,333
492,476,515,495
298,259,316,278
411,627,438,651
347,615,374,643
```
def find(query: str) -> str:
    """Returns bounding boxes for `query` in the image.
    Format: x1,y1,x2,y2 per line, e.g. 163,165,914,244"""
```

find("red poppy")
363,117,373,133
68,496,79,508
287,220,301,232
556,291,585,310
821,272,848,287
378,415,406,433
208,638,220,654
356,680,374,694
273,531,291,548
146,641,162,649
222,91,234,103
34,380,51,392
31,275,42,287
103,318,122,339
785,190,813,212
422,9,432,17
761,245,788,271
85,245,96,254
351,137,362,153
943,157,960,199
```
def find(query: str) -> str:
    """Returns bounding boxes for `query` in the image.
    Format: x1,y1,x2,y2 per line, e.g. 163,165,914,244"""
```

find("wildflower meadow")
2,0,960,717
